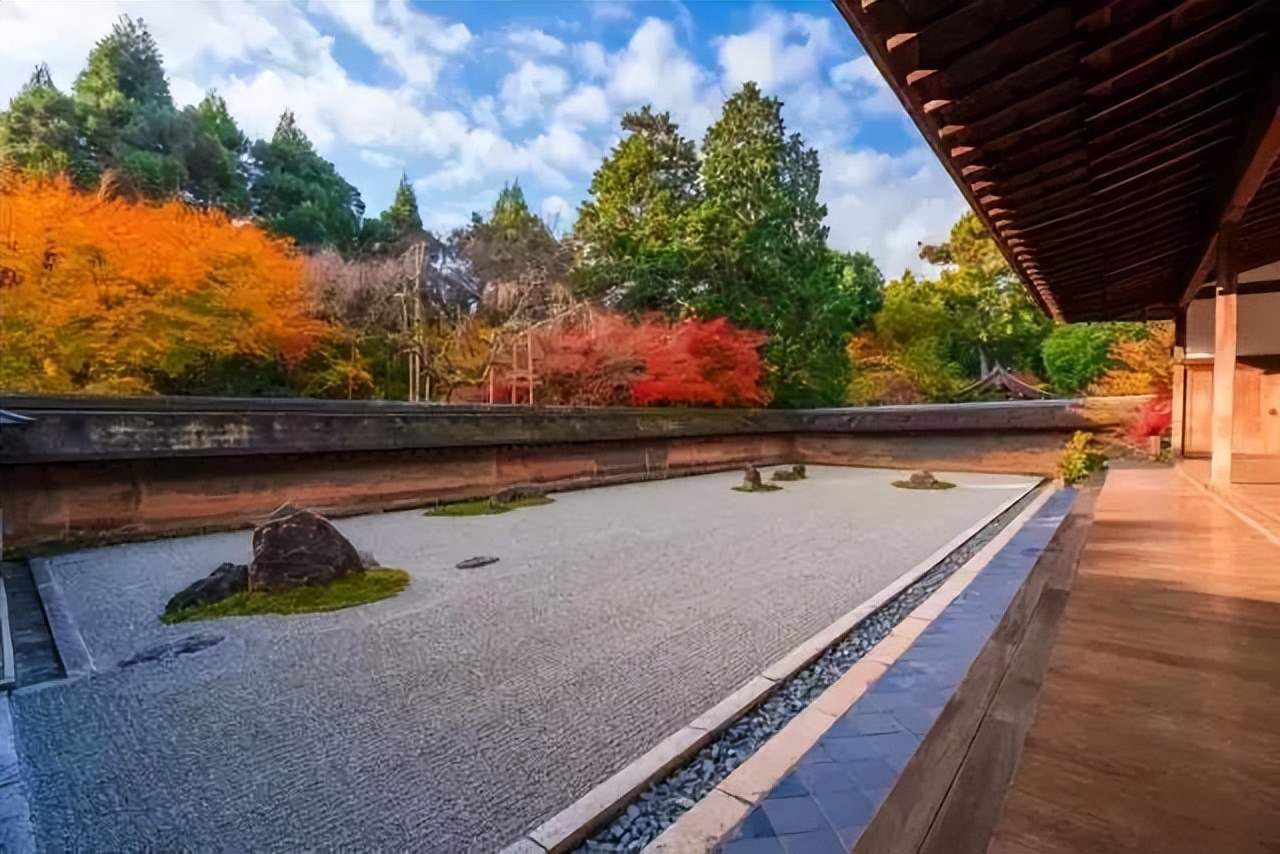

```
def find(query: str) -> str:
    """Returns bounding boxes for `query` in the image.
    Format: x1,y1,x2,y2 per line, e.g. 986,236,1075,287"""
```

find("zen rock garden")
163,504,407,622
20,466,1039,852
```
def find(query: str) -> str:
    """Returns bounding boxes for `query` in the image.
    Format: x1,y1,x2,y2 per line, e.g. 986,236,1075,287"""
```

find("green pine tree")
73,15,191,199
249,110,366,250
0,64,93,184
380,173,423,237
572,106,702,312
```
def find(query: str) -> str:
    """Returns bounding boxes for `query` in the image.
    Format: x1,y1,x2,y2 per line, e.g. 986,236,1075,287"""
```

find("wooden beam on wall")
1180,73,1280,306
1171,309,1186,456
1210,222,1239,485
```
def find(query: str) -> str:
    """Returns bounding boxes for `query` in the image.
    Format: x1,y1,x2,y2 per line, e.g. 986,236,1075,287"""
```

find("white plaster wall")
1187,290,1280,357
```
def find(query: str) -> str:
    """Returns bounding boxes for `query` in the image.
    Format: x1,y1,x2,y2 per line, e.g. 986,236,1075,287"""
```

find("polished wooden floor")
1182,457,1280,533
989,467,1280,854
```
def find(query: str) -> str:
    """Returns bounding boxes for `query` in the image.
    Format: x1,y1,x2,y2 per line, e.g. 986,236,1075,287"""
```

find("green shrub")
1057,431,1106,485
1041,323,1146,395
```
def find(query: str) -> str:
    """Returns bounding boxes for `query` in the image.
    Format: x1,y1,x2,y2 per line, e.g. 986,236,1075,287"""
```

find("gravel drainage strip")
573,486,1046,854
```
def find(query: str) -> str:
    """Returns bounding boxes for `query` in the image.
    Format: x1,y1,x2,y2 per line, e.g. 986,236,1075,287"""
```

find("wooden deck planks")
988,467,1280,854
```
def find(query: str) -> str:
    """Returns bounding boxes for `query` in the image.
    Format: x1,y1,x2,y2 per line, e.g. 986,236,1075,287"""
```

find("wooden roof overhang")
834,0,1280,322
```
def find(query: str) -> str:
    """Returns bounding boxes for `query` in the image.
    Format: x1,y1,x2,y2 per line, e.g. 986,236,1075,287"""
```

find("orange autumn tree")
0,170,326,394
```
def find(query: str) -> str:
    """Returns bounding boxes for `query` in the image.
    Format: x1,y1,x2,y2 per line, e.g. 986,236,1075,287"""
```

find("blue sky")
0,0,967,276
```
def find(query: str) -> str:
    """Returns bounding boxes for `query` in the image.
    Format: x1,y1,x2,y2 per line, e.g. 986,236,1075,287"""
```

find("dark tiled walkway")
715,490,1076,854
0,562,63,688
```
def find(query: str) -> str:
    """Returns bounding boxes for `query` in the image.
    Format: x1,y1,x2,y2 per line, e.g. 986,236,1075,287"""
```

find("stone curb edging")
498,481,1041,854
0,696,36,854
27,559,92,679
641,484,1059,853
0,573,13,691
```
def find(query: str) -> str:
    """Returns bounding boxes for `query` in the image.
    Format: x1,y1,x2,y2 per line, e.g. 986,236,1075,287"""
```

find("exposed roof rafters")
834,0,1280,322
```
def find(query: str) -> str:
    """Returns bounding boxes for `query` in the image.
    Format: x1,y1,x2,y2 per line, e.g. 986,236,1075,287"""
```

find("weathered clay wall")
0,396,1146,552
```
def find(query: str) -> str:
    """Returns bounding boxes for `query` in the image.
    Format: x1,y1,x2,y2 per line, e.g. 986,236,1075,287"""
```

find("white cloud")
573,41,610,79
309,0,469,88
554,86,611,129
606,18,716,136
820,147,966,277
423,121,600,193
589,1,632,22
500,60,571,126
830,55,899,115
716,12,836,92
539,194,575,231
506,28,566,57
360,149,403,169
469,96,501,131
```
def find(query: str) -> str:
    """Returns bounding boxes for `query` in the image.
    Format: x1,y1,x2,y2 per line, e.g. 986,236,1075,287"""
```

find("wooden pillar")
1171,309,1187,456
1210,223,1238,485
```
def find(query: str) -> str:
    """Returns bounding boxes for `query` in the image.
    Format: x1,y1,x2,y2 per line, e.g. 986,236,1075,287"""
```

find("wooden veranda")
836,0,1280,482
834,3,1280,852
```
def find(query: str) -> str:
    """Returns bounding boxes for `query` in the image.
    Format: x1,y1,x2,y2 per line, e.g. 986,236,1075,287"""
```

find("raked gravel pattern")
575,488,1042,853
10,466,1036,854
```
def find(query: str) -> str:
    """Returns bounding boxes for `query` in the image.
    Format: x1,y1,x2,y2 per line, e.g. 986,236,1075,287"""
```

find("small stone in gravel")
456,556,499,569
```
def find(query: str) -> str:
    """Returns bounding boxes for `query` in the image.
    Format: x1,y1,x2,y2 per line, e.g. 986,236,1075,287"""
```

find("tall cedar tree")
697,83,860,407
183,93,251,214
572,107,701,312
250,110,367,251
72,15,190,199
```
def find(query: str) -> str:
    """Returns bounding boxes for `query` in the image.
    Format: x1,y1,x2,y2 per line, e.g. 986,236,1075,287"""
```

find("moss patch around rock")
732,483,783,493
891,479,957,490
161,568,410,624
424,495,554,517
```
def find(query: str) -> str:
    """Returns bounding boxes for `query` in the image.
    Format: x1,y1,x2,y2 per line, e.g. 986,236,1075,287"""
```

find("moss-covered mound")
891,479,957,490
424,495,554,517
162,568,410,623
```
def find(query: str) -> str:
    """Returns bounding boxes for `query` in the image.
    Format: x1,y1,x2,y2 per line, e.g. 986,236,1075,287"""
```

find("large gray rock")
909,470,940,487
164,562,247,615
248,509,364,592
490,484,545,506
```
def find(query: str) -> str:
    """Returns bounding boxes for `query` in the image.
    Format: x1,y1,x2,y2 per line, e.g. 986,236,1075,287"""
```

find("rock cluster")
734,464,782,493
893,469,957,490
910,469,940,487
165,506,372,616
771,464,807,482
490,484,545,507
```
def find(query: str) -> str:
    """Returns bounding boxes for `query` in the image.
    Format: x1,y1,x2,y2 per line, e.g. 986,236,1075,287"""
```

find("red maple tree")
529,312,769,407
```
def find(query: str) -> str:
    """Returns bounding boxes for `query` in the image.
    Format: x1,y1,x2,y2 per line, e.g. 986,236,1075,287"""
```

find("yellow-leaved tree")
1087,321,1174,397
0,169,327,394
